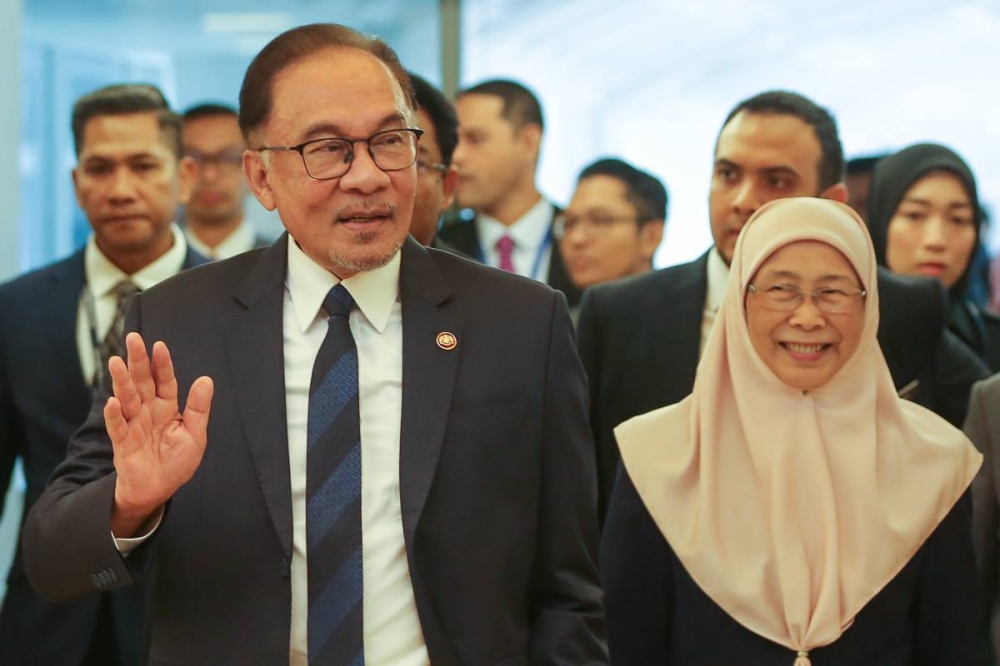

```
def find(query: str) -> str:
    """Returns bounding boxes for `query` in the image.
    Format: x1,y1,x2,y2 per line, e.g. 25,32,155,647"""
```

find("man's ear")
639,219,665,264
71,167,83,209
819,182,849,203
441,165,458,209
243,150,276,211
176,156,197,205
517,123,542,163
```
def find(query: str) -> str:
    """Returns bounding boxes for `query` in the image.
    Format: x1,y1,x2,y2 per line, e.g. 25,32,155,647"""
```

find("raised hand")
105,332,214,537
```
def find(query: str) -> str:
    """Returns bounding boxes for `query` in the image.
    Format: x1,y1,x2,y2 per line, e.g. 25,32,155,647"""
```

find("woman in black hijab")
868,143,1000,371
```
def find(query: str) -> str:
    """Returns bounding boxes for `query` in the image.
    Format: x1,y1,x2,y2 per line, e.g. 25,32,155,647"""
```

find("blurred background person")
407,72,460,251
556,158,665,306
844,154,885,222
181,103,270,259
867,142,1000,371
602,197,981,664
0,83,205,666
440,79,581,305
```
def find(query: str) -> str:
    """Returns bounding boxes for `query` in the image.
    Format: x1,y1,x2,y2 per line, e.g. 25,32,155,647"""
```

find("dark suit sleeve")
21,299,156,603
933,330,990,427
530,291,609,665
966,380,1000,664
576,287,617,528
0,318,21,517
912,492,982,665
600,468,673,664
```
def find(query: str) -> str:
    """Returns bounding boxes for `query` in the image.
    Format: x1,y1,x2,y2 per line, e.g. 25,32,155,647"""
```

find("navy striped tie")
307,284,364,665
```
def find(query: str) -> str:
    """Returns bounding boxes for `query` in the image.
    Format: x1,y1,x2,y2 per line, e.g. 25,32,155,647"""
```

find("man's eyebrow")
714,158,740,169
757,165,798,178
299,112,410,142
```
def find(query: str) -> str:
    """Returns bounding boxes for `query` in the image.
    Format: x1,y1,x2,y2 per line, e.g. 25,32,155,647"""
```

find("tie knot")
495,235,515,253
113,280,141,303
323,284,354,319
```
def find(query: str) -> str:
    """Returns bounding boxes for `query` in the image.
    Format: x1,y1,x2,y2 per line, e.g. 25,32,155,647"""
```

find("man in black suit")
406,73,462,254
24,24,606,666
180,103,272,259
578,90,989,522
0,84,206,664
438,79,581,306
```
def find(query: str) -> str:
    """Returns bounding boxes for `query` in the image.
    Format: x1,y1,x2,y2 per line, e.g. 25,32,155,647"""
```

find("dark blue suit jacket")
0,244,206,665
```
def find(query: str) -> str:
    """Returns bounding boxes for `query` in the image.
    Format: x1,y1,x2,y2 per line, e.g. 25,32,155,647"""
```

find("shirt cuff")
112,507,165,555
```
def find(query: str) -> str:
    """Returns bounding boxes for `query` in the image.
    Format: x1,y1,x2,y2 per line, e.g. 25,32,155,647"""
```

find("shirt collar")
477,197,554,252
705,246,730,313
85,224,188,297
286,236,400,334
184,219,255,260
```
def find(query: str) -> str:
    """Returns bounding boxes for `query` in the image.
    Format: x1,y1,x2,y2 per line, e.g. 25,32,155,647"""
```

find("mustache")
336,202,396,221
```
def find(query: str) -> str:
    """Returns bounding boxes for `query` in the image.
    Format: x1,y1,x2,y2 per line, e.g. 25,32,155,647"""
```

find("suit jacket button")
280,558,290,578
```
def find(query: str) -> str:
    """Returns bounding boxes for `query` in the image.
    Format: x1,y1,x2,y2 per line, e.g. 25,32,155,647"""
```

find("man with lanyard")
0,83,206,665
439,79,581,306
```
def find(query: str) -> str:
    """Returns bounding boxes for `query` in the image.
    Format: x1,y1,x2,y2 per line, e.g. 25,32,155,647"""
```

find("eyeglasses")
186,149,244,171
747,283,867,314
416,159,448,174
553,212,641,239
255,128,423,180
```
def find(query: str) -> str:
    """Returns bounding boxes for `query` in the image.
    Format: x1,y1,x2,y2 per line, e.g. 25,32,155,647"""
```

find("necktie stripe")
308,353,359,447
307,443,361,551
308,549,364,658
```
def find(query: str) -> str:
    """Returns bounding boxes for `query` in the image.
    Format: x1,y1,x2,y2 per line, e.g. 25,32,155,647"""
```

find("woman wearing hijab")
601,197,982,665
867,143,1000,371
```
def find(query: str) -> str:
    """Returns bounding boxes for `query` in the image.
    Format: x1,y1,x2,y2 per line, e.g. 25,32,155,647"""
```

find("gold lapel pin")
436,331,458,351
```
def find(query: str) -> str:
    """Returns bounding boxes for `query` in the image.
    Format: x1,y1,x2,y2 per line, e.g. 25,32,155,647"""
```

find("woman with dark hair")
867,143,1000,370
602,197,982,665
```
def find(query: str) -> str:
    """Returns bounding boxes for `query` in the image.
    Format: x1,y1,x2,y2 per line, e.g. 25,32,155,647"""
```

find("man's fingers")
109,355,143,420
150,341,179,402
182,376,214,448
104,396,130,448
125,333,156,402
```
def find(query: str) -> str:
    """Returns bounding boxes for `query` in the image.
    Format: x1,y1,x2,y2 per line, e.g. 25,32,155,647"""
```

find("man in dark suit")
0,84,206,664
578,90,989,523
180,103,272,259
406,73,463,255
438,79,581,306
24,24,607,666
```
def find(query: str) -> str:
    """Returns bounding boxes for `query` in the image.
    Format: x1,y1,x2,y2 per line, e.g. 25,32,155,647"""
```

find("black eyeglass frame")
255,128,424,180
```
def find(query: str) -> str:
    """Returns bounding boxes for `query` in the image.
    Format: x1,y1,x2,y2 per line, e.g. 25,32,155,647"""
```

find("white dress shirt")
475,197,555,281
76,224,189,384
184,219,260,261
699,247,730,357
284,239,428,666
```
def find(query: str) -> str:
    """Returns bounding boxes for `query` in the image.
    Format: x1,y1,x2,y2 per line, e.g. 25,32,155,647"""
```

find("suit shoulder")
0,252,83,304
142,247,268,302
584,257,704,310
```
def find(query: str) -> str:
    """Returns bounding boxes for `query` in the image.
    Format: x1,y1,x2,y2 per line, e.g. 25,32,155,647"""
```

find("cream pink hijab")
615,197,981,665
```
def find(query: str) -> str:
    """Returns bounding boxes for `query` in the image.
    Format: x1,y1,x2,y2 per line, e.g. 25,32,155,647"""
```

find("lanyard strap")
82,285,103,390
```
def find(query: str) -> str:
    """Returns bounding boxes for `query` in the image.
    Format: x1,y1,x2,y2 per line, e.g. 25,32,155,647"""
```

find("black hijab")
867,143,980,301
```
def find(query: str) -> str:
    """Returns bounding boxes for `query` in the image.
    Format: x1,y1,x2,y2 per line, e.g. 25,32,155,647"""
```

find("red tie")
496,235,515,273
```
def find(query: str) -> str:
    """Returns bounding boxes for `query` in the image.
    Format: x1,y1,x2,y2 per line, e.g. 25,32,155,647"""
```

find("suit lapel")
43,251,93,403
224,235,294,557
652,253,709,400
397,239,462,549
